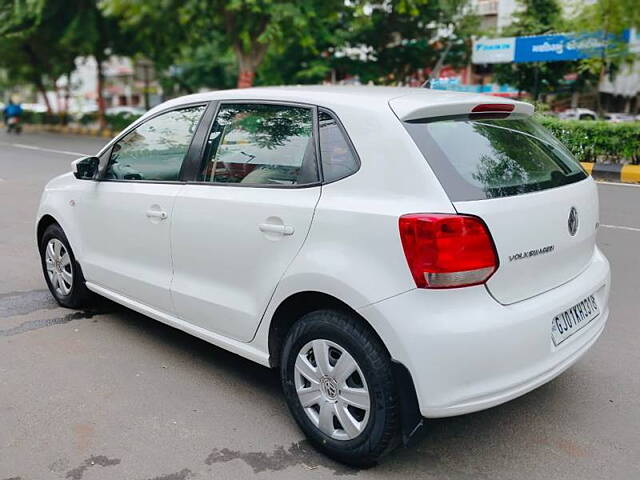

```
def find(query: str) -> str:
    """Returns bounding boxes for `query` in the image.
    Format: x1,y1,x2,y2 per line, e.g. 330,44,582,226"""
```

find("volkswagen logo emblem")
320,376,338,401
568,207,579,236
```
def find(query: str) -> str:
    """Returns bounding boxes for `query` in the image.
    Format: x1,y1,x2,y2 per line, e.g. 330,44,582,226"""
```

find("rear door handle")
146,210,168,220
258,223,295,235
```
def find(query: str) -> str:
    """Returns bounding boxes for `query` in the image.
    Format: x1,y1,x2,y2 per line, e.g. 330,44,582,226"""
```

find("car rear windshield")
403,115,588,201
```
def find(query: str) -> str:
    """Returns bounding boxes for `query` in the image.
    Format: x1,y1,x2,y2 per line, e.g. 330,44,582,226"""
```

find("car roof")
147,85,531,118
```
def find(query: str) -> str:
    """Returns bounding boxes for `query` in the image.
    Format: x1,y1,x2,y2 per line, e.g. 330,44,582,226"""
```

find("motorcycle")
6,116,22,134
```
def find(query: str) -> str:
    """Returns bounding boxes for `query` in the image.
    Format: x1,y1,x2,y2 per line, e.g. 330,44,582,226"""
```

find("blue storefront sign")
472,30,634,64
514,32,613,63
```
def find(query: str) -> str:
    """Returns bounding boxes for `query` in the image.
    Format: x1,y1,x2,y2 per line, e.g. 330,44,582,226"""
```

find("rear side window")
105,106,205,181
318,110,359,183
404,115,588,201
199,103,318,186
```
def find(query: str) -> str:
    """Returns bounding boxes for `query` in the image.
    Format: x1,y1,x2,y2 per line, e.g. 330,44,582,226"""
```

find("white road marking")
600,224,640,233
0,141,87,157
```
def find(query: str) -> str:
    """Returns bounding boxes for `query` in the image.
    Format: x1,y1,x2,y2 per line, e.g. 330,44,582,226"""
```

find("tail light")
470,103,514,119
471,103,515,113
398,214,498,289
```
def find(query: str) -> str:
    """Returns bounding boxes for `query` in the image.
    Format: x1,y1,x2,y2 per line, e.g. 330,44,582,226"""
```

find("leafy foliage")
492,0,575,99
103,0,348,88
540,116,640,164
0,0,137,123
335,0,477,84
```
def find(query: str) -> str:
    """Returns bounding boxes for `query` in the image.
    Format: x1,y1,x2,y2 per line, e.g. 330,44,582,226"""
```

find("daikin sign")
472,37,516,64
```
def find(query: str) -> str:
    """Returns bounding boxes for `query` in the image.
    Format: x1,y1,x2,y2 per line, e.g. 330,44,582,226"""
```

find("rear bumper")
359,247,610,418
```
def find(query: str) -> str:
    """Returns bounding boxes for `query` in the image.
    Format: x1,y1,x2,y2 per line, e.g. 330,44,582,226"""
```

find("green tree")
493,0,572,100
103,0,348,88
0,0,136,125
259,0,478,87
0,0,80,113
570,0,640,114
161,39,237,94
335,0,477,85
58,0,137,127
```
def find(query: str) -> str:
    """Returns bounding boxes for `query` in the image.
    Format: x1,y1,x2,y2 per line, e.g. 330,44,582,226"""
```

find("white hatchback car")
36,86,610,466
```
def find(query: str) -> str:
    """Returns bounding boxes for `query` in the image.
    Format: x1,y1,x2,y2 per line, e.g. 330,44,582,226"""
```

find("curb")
23,124,118,138
581,162,640,184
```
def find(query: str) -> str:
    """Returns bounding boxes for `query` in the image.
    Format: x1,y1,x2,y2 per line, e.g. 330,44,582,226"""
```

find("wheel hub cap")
44,238,73,296
294,339,371,441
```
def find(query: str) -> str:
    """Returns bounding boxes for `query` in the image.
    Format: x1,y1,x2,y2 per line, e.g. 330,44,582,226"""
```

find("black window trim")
183,99,323,189
317,106,361,185
95,101,212,185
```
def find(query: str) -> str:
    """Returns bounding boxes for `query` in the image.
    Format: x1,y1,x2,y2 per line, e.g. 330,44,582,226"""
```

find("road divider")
581,162,640,184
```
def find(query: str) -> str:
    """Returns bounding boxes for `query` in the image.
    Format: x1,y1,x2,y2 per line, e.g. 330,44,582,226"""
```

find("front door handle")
146,210,168,220
258,223,295,235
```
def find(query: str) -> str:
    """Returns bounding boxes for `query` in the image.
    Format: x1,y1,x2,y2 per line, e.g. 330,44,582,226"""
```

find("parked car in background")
558,108,597,121
603,113,636,123
36,87,610,466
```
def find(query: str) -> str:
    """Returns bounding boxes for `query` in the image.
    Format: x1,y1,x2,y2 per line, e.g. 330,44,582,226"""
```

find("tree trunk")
532,63,540,102
22,43,53,114
428,41,453,83
65,72,72,115
234,42,268,89
96,57,107,130
595,61,606,117
34,75,53,115
143,63,151,110
237,69,256,88
235,50,257,88
595,18,610,118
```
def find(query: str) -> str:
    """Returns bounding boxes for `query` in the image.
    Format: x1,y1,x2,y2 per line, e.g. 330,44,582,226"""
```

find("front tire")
280,309,401,467
40,223,94,309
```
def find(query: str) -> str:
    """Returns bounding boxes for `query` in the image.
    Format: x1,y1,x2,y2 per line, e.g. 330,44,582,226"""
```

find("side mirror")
71,156,99,180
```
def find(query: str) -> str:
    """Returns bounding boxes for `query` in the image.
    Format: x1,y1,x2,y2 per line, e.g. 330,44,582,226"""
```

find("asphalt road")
1,131,639,480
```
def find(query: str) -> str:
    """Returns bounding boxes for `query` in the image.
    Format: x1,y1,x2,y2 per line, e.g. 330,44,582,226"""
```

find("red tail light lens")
398,214,498,289
471,103,515,113
470,103,515,119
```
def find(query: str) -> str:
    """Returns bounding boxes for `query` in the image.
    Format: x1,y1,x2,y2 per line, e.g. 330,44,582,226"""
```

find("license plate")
551,294,599,346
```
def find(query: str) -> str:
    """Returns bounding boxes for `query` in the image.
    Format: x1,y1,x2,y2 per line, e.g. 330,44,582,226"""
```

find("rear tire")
280,309,401,467
40,223,94,309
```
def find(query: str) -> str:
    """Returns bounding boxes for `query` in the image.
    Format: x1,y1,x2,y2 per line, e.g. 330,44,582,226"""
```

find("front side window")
318,110,359,183
199,103,317,186
404,115,588,200
104,105,205,181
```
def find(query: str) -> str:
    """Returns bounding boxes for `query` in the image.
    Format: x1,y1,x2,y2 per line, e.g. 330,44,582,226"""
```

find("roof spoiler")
389,93,534,122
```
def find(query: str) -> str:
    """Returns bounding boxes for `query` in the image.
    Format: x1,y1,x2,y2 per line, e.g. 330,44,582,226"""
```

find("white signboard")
472,37,516,64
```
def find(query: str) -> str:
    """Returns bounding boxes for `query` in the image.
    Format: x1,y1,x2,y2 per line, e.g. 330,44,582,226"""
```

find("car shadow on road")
105,299,281,391
101,299,590,477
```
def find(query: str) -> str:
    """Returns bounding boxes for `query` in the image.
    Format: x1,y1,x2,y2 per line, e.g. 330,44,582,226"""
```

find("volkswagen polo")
36,86,610,466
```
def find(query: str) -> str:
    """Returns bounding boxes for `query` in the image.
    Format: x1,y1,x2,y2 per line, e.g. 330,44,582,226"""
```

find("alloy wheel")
45,238,73,296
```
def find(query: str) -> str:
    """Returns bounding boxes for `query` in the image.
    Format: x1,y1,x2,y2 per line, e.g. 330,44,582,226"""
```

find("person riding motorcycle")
4,100,23,134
